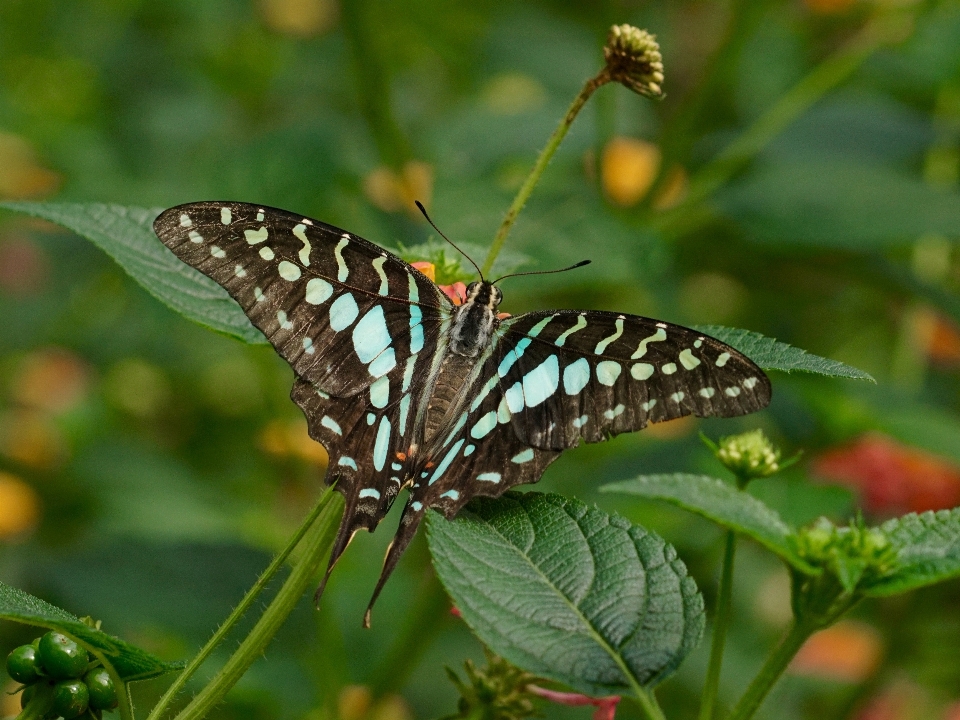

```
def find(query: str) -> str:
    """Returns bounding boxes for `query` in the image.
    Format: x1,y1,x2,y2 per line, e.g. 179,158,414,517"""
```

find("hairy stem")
172,491,344,720
632,686,668,720
147,487,337,720
698,531,737,720
726,620,815,720
481,70,611,276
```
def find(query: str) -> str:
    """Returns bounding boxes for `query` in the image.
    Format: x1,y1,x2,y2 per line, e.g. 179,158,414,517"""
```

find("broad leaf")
697,325,874,381
864,509,960,596
601,474,816,574
427,492,704,696
0,580,182,681
0,202,265,345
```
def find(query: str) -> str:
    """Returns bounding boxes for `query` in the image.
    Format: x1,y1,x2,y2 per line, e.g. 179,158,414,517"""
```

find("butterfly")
153,201,771,625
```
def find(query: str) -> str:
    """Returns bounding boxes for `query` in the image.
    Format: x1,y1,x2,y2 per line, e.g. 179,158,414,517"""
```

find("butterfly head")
465,281,503,311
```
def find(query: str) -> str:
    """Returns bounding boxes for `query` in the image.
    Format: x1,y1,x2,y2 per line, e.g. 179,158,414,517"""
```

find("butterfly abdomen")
423,353,479,444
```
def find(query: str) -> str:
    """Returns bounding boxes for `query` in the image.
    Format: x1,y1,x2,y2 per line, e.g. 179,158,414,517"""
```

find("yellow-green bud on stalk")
794,517,898,592
603,25,665,98
714,429,781,482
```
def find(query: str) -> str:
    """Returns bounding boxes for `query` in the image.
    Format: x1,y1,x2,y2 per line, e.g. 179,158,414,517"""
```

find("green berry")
37,632,89,679
52,679,89,718
7,644,42,684
84,667,118,710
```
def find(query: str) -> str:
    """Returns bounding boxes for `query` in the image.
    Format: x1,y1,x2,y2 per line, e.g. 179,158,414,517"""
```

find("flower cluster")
603,25,665,98
714,429,781,482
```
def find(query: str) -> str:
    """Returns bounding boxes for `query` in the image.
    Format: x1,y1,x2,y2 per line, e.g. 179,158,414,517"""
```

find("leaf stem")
698,531,737,720
170,490,344,720
726,619,816,720
632,686,668,720
480,70,611,276
147,487,338,720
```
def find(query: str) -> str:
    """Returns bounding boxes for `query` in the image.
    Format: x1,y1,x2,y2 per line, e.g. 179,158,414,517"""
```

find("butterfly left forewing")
153,202,450,399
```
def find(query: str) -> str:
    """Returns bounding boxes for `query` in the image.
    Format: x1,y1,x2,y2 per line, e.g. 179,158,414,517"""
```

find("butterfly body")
153,201,772,623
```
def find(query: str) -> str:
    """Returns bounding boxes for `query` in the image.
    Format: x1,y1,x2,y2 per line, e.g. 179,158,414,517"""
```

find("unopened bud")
603,25,665,98
715,429,781,481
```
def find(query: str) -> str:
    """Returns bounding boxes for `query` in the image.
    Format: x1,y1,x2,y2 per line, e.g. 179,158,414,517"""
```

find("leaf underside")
427,492,705,696
2,203,872,384
0,201,265,345
697,325,874,382
600,474,816,574
0,580,182,681
865,508,960,596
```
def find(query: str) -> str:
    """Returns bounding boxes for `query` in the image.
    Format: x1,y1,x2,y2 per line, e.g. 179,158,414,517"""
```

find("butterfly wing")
154,201,451,578
494,310,771,449
360,311,771,621
153,202,450,397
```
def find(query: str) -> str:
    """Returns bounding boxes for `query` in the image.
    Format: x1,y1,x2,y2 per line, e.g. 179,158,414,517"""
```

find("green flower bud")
603,25,665,98
715,429,781,481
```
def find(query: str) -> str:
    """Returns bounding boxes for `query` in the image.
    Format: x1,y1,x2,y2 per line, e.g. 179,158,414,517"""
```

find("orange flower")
0,471,41,539
790,621,882,683
812,434,960,514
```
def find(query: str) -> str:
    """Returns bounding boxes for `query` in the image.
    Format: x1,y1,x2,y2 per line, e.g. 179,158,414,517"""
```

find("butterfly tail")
362,500,427,628
313,485,374,606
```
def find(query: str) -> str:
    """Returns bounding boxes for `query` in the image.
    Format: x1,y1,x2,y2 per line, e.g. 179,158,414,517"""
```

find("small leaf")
601,474,816,574
0,580,182,681
427,492,704,696
0,201,265,345
696,325,874,381
864,508,960,596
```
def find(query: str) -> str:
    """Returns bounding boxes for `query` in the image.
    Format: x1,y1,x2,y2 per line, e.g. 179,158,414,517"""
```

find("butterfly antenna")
492,259,591,285
415,200,484,281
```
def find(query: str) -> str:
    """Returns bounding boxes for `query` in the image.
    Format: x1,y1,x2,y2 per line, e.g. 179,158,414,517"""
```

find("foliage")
2,1,960,719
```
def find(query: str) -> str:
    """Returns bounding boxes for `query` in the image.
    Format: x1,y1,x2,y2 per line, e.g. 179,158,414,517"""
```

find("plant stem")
654,10,911,238
480,70,611,276
172,491,344,720
726,620,815,720
632,686,667,720
698,531,737,720
147,487,337,720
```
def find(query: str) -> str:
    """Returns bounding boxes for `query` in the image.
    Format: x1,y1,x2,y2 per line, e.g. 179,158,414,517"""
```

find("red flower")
528,686,621,720
812,434,960,514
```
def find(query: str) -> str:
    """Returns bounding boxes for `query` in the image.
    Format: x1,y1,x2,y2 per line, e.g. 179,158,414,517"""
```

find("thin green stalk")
698,531,737,720
147,487,337,720
631,685,667,720
480,70,611,276
87,648,134,720
726,620,816,720
654,10,910,237
173,491,344,720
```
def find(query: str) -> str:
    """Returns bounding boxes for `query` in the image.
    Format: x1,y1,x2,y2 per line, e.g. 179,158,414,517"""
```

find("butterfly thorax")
422,281,502,444
448,281,502,357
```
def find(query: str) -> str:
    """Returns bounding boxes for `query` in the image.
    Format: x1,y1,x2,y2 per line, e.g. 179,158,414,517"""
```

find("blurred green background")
3,0,960,718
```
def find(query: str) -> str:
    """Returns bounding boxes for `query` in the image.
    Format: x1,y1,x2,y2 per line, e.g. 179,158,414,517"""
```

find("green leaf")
696,325,875,381
0,201,265,345
427,492,704,696
864,508,960,596
601,474,816,574
0,580,183,681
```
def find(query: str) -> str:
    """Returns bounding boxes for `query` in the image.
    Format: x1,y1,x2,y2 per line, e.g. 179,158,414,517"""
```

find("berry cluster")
6,631,118,719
